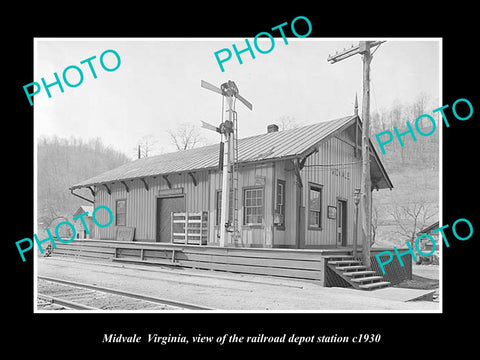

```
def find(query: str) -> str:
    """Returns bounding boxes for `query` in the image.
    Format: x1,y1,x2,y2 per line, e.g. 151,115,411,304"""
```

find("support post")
140,178,149,191
354,96,359,158
219,96,234,247
188,172,198,186
170,212,174,244
120,181,130,193
353,190,360,258
163,175,172,190
103,183,111,195
292,159,304,249
360,42,372,268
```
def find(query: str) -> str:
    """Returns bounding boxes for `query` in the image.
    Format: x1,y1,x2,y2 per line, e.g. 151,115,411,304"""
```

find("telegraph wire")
303,160,364,168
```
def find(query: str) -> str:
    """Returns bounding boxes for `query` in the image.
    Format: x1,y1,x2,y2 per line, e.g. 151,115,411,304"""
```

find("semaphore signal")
200,80,253,246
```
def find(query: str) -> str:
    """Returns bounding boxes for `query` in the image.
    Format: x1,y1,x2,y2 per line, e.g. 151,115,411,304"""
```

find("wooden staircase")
325,254,390,290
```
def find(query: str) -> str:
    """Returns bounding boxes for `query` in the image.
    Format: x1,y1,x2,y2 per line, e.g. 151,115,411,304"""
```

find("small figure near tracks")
44,244,53,257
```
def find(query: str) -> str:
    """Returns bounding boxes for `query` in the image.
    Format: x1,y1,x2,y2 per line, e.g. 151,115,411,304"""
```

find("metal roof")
418,221,440,235
71,115,392,190
73,205,93,217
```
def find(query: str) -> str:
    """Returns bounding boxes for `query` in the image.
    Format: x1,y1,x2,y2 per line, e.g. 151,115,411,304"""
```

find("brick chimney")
267,124,279,133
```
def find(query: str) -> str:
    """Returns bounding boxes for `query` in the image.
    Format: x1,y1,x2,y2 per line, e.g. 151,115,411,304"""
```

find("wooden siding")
273,160,297,247
94,172,210,242
301,135,362,247
209,163,274,247
92,128,364,249
94,163,276,247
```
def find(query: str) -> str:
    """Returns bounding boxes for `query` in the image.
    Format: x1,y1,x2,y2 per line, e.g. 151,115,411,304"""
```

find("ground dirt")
395,264,439,290
36,256,440,312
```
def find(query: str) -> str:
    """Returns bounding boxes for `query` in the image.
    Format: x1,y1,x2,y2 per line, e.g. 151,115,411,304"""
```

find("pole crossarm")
327,41,385,63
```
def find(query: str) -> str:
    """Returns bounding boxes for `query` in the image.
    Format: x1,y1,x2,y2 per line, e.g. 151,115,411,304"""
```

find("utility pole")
327,40,385,268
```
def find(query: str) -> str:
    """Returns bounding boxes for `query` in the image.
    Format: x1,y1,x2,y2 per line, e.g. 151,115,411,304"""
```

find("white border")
33,37,443,314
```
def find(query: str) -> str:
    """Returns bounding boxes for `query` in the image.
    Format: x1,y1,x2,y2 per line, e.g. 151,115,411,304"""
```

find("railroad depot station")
71,113,393,248
60,96,421,292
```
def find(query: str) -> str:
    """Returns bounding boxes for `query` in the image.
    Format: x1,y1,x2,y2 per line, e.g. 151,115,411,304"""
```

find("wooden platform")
50,239,412,288
51,239,343,285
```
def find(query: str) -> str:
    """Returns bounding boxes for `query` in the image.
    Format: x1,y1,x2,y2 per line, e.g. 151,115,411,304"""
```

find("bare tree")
277,115,300,131
135,135,158,158
388,201,437,254
38,206,59,231
411,92,429,117
167,123,203,150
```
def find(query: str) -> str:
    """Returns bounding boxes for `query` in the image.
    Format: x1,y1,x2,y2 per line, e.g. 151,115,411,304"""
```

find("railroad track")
37,276,212,311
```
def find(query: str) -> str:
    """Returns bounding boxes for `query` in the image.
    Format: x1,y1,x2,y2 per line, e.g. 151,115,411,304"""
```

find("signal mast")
200,80,253,246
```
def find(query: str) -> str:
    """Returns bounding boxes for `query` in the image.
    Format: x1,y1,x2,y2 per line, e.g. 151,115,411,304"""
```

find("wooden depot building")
64,109,412,290
70,113,392,248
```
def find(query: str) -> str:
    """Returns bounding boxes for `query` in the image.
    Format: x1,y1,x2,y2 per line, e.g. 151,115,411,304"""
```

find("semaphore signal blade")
235,93,253,111
201,80,223,95
201,120,221,133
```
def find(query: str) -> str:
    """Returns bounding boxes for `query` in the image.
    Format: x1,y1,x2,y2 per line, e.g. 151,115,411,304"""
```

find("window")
243,187,264,225
216,189,233,226
116,199,126,226
308,184,322,229
275,180,285,228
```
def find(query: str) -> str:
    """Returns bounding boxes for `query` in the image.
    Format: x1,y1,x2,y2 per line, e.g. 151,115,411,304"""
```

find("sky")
34,38,441,159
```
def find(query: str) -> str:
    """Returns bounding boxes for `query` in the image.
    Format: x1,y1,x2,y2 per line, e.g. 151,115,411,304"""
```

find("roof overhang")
298,115,393,191
70,115,393,191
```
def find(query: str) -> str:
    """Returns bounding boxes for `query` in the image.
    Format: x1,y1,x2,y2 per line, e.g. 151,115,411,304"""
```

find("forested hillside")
37,136,130,230
371,93,439,171
370,94,440,248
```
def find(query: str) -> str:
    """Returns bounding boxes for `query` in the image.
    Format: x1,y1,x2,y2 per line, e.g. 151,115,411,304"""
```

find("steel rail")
37,293,99,310
37,276,213,310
